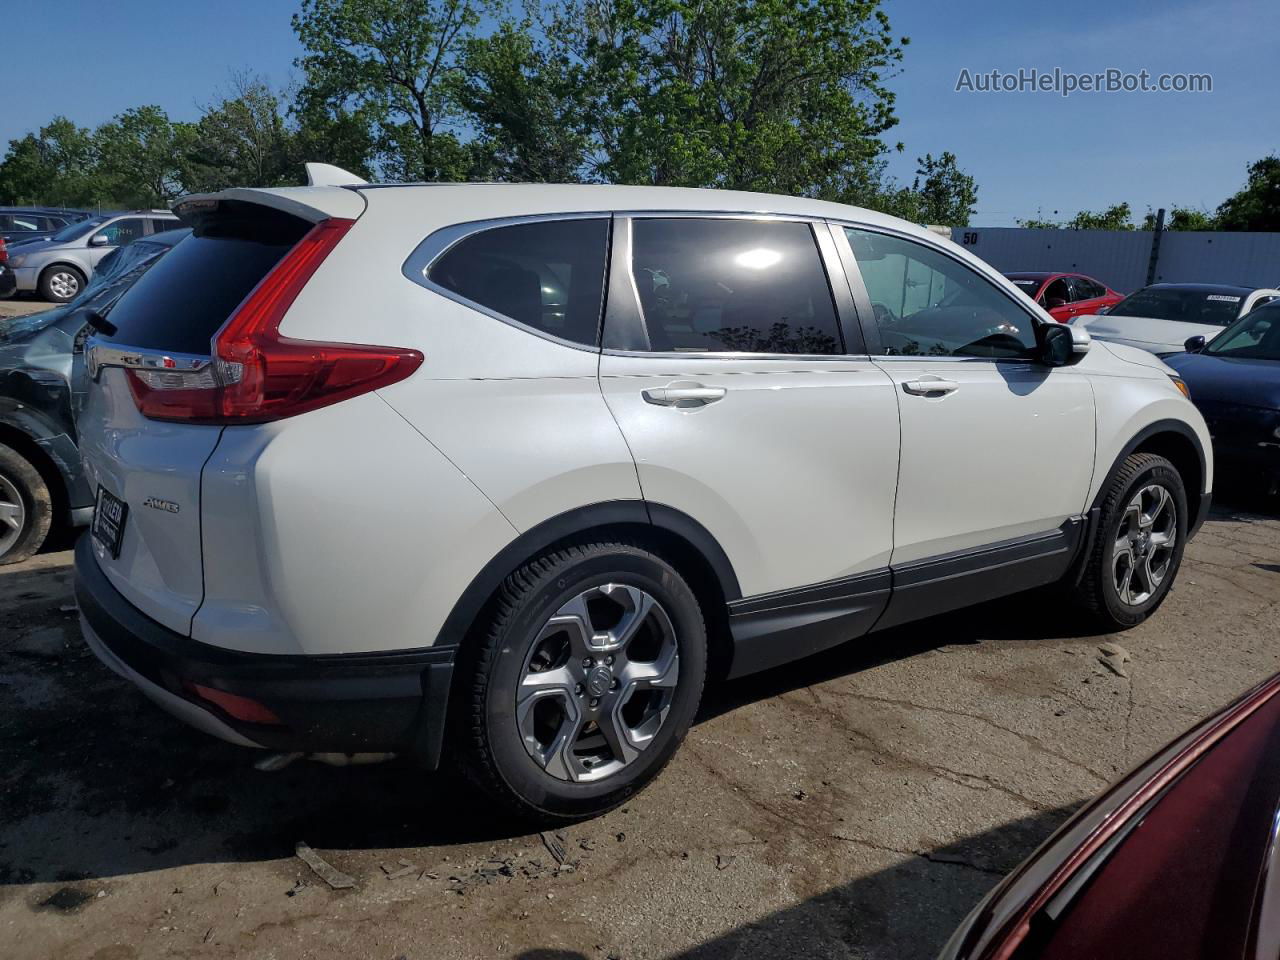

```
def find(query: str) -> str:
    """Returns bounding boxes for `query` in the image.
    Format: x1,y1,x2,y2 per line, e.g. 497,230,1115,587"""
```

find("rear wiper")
83,309,117,337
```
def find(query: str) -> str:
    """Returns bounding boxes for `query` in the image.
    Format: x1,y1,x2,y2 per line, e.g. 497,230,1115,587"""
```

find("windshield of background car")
1204,303,1280,360
48,217,105,244
1108,288,1245,326
1007,278,1043,297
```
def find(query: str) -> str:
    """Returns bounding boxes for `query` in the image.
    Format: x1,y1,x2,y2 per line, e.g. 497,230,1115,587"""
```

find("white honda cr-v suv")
75,168,1212,821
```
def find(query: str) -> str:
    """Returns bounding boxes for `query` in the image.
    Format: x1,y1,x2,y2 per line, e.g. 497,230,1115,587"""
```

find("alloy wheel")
0,473,26,558
516,583,679,783
1112,484,1177,606
49,271,80,300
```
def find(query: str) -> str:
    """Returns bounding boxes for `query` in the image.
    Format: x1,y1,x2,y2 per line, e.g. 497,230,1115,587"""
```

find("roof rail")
305,163,368,187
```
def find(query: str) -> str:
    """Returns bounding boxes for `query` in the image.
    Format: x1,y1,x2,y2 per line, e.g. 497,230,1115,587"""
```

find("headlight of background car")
9,254,25,267
1169,375,1191,400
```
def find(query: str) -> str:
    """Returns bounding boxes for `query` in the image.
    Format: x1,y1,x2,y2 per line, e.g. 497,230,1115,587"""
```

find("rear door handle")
642,383,727,407
902,377,959,396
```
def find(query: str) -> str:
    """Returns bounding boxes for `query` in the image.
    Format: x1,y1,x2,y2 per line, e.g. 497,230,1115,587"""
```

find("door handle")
642,383,727,407
902,377,959,397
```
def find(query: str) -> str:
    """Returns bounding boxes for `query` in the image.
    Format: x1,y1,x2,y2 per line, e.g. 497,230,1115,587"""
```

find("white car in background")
73,171,1212,821
1077,283,1280,356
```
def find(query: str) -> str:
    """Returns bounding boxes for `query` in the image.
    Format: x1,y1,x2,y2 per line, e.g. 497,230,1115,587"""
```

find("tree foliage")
569,0,905,195
459,18,593,182
94,106,190,207
0,118,99,206
181,74,301,194
902,152,977,225
0,0,981,218
1216,154,1280,231
1140,207,1217,231
292,0,488,182
1067,202,1134,231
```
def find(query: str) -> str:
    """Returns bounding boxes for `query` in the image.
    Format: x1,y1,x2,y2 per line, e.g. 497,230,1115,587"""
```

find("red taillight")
184,682,284,726
126,218,423,424
0,237,8,265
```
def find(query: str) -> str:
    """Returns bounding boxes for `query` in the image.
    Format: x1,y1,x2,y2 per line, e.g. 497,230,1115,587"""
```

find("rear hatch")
79,189,363,635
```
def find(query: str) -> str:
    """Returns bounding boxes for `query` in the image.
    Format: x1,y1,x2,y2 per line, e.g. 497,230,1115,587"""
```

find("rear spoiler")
172,184,366,228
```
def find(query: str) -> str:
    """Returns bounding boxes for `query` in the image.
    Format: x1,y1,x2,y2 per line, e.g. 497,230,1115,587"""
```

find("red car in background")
1004,272,1125,322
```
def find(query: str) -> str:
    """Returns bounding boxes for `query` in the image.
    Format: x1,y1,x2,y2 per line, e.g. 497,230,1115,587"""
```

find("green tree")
0,117,99,206
290,100,380,180
292,0,489,182
1216,154,1280,231
94,106,190,207
182,74,301,193
1067,202,1133,230
1140,207,1217,231
569,0,906,194
906,151,977,225
458,19,593,182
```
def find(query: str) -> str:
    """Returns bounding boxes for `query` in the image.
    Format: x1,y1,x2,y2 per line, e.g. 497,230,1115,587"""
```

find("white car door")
598,215,901,675
836,224,1096,627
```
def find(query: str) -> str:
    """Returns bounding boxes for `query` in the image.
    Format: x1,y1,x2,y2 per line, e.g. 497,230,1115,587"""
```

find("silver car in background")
7,210,180,302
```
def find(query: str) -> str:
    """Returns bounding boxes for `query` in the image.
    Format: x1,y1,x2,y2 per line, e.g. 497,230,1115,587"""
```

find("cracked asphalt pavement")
2,496,1277,960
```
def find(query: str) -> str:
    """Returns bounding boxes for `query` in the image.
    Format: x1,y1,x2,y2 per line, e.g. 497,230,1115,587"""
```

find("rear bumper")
74,535,455,766
0,265,14,295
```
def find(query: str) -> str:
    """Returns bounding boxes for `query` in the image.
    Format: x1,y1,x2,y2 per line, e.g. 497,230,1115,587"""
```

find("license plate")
92,486,128,559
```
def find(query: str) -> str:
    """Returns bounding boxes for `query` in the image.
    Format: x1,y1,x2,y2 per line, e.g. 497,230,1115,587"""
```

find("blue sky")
4,0,1277,225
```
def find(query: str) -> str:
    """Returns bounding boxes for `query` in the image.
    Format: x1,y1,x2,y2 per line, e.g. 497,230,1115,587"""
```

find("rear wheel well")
465,521,731,680
0,425,68,527
1131,431,1203,524
441,520,734,769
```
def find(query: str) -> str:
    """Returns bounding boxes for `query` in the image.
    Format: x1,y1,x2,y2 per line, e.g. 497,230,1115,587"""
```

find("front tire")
38,265,86,303
455,542,707,822
0,443,53,565
1074,453,1187,629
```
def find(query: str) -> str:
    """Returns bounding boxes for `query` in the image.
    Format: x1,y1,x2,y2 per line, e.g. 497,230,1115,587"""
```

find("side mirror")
1038,322,1075,366
89,234,109,246
1184,335,1206,353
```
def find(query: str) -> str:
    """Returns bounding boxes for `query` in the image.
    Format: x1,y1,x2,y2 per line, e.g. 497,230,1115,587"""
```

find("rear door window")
428,218,609,347
101,207,308,355
628,218,842,354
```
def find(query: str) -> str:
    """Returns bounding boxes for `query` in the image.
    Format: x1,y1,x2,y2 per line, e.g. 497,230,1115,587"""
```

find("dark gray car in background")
0,228,189,562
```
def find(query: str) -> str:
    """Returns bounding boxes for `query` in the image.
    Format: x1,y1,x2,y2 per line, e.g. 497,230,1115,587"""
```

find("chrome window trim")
401,209,852,357
85,338,211,383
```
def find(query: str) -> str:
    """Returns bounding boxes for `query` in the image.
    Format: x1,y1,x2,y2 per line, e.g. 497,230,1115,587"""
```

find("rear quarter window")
427,218,610,347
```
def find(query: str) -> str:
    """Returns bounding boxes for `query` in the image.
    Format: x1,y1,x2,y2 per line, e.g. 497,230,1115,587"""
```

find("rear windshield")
1107,287,1245,327
101,206,309,355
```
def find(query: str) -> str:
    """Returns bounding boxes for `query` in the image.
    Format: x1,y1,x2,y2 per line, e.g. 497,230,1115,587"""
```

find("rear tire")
1073,453,1187,629
0,443,53,566
454,542,707,823
38,265,86,303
